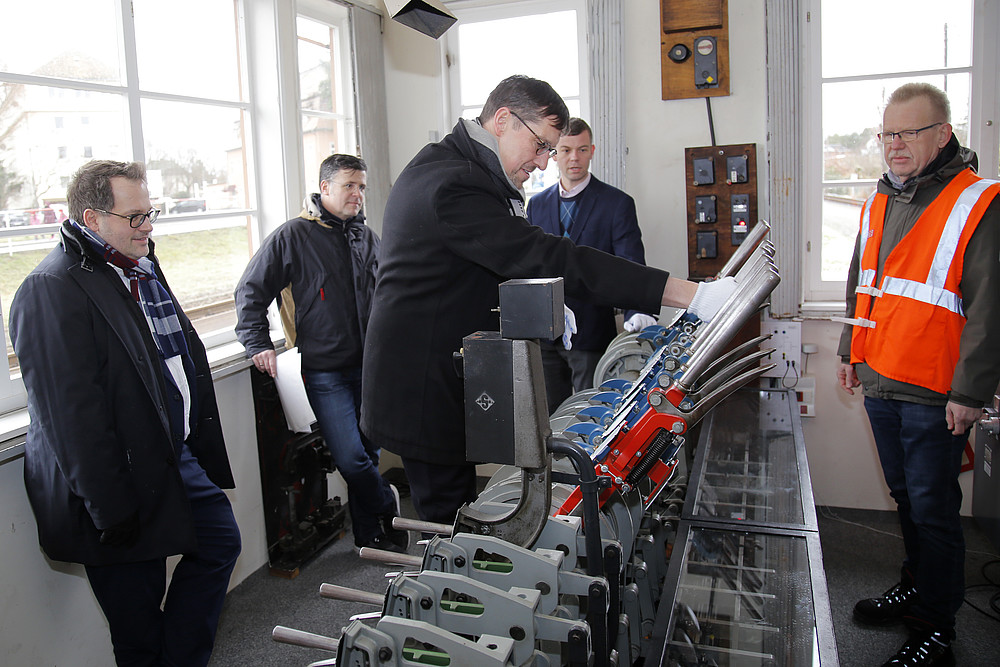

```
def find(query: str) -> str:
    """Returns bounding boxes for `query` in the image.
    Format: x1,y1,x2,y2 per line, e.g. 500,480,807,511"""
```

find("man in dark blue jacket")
10,160,242,666
234,154,405,553
527,118,658,412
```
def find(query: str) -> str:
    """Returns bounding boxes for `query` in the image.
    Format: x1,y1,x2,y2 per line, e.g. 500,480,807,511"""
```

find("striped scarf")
72,221,189,360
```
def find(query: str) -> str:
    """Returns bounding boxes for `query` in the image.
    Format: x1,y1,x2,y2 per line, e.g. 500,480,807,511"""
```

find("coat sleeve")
233,228,292,357
435,175,668,314
10,271,139,530
837,231,863,361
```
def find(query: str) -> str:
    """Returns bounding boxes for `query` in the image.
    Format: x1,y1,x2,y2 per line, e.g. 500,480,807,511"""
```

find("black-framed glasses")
877,122,943,144
510,110,557,159
94,208,160,228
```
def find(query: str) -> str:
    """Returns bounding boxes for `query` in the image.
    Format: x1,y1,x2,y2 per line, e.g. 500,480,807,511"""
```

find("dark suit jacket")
526,176,651,350
9,223,234,566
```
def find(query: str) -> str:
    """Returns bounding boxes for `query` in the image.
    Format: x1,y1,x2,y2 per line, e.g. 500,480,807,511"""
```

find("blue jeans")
302,367,395,546
864,396,967,632
85,442,241,667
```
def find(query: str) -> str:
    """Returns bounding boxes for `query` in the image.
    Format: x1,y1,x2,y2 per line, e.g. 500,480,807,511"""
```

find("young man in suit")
526,118,658,412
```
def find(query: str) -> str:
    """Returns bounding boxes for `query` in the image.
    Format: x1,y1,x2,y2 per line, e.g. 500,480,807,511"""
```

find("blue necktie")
560,199,577,237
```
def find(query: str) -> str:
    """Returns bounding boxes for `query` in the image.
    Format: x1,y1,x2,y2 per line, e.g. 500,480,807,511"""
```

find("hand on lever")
623,313,658,332
562,305,577,350
687,276,738,323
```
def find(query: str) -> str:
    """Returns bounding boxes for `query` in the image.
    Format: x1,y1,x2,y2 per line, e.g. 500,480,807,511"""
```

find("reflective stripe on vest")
849,169,1000,392
877,177,997,318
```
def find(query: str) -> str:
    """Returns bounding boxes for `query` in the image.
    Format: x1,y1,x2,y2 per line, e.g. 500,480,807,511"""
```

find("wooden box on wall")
660,0,730,100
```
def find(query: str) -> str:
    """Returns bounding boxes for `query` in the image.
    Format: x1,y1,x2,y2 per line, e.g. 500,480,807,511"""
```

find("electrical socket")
760,318,802,379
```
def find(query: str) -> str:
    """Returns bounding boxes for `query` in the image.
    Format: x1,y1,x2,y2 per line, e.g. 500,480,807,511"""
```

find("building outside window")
0,0,256,409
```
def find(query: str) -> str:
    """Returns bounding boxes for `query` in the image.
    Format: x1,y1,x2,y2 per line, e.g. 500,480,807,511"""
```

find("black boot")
855,570,918,625
880,629,954,667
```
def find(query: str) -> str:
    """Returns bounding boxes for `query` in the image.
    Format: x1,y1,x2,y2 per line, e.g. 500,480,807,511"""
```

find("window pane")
142,100,250,213
1,228,64,370
823,75,971,182
821,0,972,78
298,18,339,112
457,11,580,107
297,8,356,188
0,83,130,211
133,0,243,101
150,217,251,334
821,184,873,283
0,0,122,85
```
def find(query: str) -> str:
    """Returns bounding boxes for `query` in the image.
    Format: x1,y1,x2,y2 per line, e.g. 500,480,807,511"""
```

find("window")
297,2,357,188
444,0,589,198
0,0,256,410
802,0,1000,303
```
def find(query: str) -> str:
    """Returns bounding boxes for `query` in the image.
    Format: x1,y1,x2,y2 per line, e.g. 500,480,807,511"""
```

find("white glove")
562,305,577,350
623,313,658,332
688,276,738,323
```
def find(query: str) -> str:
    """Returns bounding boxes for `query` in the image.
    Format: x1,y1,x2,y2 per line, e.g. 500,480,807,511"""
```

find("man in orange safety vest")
836,82,1000,667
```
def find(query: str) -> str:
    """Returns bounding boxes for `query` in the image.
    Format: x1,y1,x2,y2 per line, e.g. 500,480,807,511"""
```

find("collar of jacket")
60,220,158,271
878,134,976,203
299,192,366,230
458,118,525,198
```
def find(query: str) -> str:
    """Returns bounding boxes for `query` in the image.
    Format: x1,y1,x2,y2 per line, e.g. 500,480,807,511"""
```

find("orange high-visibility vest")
849,168,1000,393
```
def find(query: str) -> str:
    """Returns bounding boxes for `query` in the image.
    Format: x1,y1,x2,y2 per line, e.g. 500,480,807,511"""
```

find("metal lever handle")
718,219,770,278
272,625,339,652
319,583,385,605
392,516,453,536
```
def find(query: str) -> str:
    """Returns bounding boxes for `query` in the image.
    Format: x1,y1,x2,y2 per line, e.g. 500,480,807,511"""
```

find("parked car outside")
169,198,207,214
0,210,30,227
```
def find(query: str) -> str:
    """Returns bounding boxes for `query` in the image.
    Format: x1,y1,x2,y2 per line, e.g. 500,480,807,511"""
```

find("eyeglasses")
510,111,557,159
877,122,943,144
94,208,160,228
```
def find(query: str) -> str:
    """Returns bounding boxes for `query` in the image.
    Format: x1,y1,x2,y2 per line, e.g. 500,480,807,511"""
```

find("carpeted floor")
817,506,1000,667
208,498,1000,666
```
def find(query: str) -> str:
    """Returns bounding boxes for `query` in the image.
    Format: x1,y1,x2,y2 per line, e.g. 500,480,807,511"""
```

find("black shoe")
378,483,410,550
881,630,954,667
356,533,406,554
854,580,918,625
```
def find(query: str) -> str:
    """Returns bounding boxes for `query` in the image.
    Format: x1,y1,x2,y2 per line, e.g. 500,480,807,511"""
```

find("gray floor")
208,501,1000,667
817,506,1000,667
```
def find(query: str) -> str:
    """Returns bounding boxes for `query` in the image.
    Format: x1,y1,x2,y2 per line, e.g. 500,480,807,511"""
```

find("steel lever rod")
319,583,385,605
392,516,453,536
272,625,339,652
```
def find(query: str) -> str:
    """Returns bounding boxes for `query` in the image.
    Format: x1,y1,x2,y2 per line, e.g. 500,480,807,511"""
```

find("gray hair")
887,83,951,123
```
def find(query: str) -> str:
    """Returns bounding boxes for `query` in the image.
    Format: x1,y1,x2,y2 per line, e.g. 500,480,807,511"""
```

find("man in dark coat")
234,154,405,552
9,160,241,667
361,75,736,527
527,117,658,412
